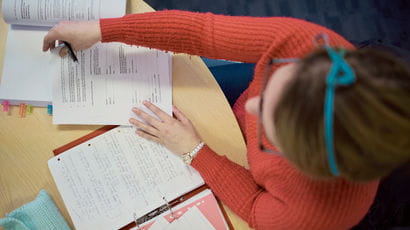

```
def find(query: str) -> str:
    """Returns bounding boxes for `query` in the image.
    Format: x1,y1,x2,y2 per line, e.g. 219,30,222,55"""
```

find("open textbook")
0,0,127,107
0,0,172,125
48,126,230,230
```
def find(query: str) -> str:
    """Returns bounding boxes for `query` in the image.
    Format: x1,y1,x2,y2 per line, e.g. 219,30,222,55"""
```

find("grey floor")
145,0,410,51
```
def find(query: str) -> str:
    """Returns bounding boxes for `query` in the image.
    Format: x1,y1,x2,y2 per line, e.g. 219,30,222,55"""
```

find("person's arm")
100,10,352,63
191,146,293,229
232,88,249,133
43,10,352,62
126,88,373,230
191,146,380,230
128,101,293,229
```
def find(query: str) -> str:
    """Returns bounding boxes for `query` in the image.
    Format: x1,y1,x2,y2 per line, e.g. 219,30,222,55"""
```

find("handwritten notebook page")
48,126,204,230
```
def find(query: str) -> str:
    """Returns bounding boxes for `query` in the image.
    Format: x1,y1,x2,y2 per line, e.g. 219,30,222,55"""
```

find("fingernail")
59,48,68,57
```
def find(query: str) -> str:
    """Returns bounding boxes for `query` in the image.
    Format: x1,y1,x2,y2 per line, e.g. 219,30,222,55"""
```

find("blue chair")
202,57,255,107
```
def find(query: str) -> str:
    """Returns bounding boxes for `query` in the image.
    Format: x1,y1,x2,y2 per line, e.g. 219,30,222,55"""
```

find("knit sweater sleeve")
191,146,265,228
191,147,301,229
100,10,351,63
232,88,249,134
192,146,378,229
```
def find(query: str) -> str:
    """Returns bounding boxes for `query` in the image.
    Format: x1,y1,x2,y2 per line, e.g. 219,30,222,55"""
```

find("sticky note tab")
47,104,53,115
27,104,33,114
19,103,27,117
2,100,9,112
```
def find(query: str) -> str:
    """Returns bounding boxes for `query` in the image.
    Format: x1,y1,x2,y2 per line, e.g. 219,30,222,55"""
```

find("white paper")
2,0,125,26
0,0,126,107
50,43,172,125
0,27,54,107
48,126,204,230
147,217,170,230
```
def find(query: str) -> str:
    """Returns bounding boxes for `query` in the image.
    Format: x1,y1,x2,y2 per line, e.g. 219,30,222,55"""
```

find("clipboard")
52,125,234,230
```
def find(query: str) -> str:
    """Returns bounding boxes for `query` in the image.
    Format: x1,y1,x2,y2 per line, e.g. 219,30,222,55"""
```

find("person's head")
246,48,410,181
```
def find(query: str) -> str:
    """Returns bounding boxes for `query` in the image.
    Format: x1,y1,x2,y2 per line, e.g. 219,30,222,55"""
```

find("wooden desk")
0,0,249,229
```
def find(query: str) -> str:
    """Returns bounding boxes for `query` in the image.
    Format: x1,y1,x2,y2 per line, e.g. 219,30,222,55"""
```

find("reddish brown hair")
274,48,410,181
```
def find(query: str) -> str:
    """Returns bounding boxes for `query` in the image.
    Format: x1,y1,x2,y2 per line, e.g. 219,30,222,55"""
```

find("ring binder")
134,197,174,226
133,213,142,230
163,197,175,219
124,186,233,230
50,126,231,230
119,184,234,230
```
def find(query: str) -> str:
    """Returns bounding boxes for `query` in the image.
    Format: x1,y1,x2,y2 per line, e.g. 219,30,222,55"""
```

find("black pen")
63,41,78,62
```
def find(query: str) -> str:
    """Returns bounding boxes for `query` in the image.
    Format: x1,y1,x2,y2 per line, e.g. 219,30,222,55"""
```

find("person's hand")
42,21,101,56
129,101,202,156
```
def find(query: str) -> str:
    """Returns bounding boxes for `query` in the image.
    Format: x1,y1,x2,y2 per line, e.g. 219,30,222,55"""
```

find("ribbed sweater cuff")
100,17,125,42
191,145,225,173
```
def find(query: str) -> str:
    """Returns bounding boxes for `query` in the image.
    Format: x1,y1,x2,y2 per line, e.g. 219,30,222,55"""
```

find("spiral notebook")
48,126,231,230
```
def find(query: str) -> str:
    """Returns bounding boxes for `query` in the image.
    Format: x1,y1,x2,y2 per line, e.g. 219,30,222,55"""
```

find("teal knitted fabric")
0,190,71,230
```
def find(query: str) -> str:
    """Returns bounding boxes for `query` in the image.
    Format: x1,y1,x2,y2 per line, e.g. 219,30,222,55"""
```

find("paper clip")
47,104,53,115
27,104,33,114
2,100,9,112
19,103,27,117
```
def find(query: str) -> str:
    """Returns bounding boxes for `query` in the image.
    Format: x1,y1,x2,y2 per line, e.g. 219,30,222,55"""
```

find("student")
43,10,410,230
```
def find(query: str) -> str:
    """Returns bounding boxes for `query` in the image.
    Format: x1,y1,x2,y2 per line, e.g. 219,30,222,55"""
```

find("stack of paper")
0,0,172,125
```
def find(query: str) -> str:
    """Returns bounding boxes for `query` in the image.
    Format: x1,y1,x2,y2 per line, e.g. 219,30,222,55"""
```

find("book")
0,0,172,126
48,126,230,230
0,0,127,107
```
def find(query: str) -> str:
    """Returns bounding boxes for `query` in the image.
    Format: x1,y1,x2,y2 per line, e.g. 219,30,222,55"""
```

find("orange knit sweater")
100,10,379,230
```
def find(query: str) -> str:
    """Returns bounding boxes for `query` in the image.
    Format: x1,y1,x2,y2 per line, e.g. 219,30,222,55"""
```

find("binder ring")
132,196,175,227
133,212,141,230
163,196,175,219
